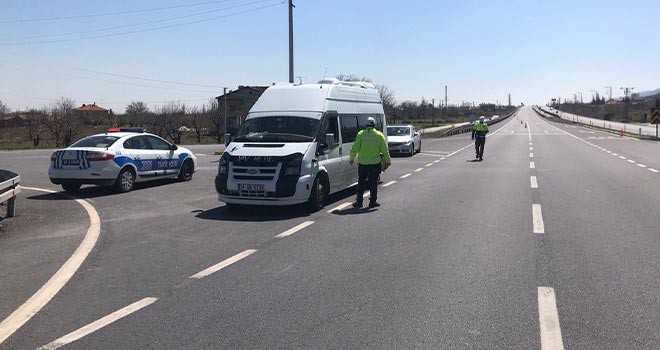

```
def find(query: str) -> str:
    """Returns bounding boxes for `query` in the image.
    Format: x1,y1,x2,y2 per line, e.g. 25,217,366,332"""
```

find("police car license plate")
239,184,264,191
62,159,80,166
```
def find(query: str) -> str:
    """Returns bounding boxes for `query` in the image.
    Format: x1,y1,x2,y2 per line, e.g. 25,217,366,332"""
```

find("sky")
0,0,658,113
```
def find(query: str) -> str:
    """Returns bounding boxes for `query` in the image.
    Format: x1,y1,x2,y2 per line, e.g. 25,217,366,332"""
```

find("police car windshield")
71,135,120,148
235,116,318,142
387,127,411,136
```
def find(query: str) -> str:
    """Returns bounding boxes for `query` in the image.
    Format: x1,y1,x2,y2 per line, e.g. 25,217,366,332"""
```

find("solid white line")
530,152,534,158
425,163,433,167
530,161,536,169
400,173,412,179
190,249,257,278
383,180,396,187
531,176,538,189
38,298,158,350
415,168,424,172
637,163,647,168
0,187,101,345
538,287,565,350
532,204,545,234
433,160,441,164
327,202,351,213
275,221,315,239
649,168,659,173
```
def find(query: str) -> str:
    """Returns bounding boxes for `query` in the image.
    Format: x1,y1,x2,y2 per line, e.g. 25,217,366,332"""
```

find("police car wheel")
114,168,136,193
178,159,194,181
62,183,81,193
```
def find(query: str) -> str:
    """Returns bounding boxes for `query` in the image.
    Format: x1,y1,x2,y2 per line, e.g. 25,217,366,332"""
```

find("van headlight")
218,153,229,175
284,154,303,176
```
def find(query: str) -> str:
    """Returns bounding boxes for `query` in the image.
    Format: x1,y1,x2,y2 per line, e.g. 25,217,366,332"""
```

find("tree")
25,107,47,147
0,100,10,115
186,106,208,144
125,101,150,127
157,101,186,144
44,97,78,146
207,97,223,142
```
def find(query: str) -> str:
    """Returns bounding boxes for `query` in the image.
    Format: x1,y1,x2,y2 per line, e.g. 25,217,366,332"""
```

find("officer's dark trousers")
356,164,381,204
475,137,486,159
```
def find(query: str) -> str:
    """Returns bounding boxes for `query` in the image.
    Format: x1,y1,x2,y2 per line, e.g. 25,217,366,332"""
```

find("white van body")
215,80,386,207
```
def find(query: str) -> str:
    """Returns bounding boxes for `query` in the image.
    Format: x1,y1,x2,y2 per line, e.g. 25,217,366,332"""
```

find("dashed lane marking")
637,163,647,168
619,156,626,159
383,180,396,187
627,159,635,164
37,297,158,350
531,176,538,189
327,202,352,213
0,187,101,345
538,287,565,350
400,173,412,179
415,168,424,172
530,147,534,151
190,249,258,279
425,162,433,167
532,204,545,234
649,168,659,173
530,161,536,169
275,221,315,238
433,159,441,164
530,152,534,158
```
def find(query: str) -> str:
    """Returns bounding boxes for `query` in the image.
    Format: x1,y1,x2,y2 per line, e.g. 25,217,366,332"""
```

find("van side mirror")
224,133,232,147
324,133,336,150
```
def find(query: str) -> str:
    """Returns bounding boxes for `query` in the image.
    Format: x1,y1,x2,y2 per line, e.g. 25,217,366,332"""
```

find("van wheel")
308,175,327,211
62,183,81,193
178,159,194,181
114,167,136,193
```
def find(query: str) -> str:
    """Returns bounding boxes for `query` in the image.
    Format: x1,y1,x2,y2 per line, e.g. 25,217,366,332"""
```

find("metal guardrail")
439,109,518,137
0,170,20,219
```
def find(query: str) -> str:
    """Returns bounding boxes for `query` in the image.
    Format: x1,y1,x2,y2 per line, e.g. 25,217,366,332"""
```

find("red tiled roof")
75,104,108,112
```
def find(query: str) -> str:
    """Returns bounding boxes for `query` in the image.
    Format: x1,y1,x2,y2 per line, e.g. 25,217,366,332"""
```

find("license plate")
239,183,264,191
62,159,80,166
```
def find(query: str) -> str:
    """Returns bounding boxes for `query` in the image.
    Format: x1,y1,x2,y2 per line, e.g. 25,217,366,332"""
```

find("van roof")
249,83,382,114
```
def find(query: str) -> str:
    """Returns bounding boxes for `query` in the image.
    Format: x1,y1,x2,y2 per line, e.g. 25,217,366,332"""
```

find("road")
1,106,659,349
538,105,659,138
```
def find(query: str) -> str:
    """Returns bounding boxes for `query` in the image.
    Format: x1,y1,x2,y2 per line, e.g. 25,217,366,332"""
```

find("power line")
7,0,274,41
0,2,284,46
0,0,249,24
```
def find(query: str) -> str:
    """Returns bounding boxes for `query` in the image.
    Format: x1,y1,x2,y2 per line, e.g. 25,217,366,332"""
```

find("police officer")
472,116,489,161
350,117,392,208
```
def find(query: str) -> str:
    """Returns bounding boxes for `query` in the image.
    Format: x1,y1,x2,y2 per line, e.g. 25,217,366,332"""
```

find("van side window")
340,116,358,143
328,116,339,143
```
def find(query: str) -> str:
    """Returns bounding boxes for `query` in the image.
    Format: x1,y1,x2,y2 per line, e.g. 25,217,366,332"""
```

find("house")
215,86,269,129
73,103,111,124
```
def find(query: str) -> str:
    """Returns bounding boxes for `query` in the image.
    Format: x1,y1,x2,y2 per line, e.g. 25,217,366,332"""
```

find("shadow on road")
34,178,180,199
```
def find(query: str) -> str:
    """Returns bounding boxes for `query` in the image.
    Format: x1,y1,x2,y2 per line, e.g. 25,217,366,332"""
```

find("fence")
0,170,20,218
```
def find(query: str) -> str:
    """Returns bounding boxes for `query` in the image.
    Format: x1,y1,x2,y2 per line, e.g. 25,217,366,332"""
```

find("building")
215,86,269,130
73,103,111,124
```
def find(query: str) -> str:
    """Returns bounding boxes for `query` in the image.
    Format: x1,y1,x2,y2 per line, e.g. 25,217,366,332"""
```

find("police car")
49,128,197,193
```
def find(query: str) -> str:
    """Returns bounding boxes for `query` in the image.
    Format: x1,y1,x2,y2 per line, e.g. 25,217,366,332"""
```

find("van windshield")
235,116,319,142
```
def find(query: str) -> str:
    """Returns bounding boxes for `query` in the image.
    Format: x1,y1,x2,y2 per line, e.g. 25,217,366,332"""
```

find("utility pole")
223,87,228,141
577,92,583,104
508,93,511,107
589,89,598,102
288,0,295,83
604,86,612,102
573,94,578,104
621,86,634,120
444,85,448,108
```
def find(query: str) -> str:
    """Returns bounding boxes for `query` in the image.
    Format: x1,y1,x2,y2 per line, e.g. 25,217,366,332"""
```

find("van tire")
62,183,81,193
114,167,136,193
308,175,327,211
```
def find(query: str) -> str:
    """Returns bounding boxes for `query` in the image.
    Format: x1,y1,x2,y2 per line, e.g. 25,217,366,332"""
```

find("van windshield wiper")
234,133,313,142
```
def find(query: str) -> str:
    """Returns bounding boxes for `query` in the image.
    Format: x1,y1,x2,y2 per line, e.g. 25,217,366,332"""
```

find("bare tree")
207,97,224,142
0,100,10,115
44,97,78,146
157,101,186,144
125,101,150,127
25,107,47,147
186,105,209,144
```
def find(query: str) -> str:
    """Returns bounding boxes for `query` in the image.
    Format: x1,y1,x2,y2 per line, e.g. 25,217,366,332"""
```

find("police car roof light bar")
107,127,146,133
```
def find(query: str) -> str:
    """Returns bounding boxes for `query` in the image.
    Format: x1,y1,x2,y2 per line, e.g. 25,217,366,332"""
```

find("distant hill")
638,88,660,98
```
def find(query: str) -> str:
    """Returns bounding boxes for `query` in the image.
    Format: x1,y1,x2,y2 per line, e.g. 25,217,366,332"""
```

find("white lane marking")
530,161,536,169
530,152,534,158
0,187,101,344
425,162,433,167
531,176,538,189
649,168,659,173
611,153,618,156
400,173,412,179
532,204,545,234
190,249,258,278
38,298,158,350
362,190,371,199
537,287,565,350
627,159,635,164
544,130,549,134
637,163,647,168
415,168,424,172
327,202,352,213
618,156,626,159
383,180,396,187
606,150,612,154
530,147,534,151
195,153,207,156
275,221,315,238
433,159,441,164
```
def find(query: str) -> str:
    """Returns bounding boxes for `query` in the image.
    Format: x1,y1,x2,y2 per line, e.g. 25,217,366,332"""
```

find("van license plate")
239,184,264,191
62,159,80,166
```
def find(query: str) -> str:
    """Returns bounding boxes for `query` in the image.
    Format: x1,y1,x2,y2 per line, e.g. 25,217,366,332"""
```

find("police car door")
146,135,178,176
122,135,156,178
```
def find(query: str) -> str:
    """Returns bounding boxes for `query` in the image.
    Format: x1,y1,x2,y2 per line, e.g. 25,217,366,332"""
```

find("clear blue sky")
0,0,658,113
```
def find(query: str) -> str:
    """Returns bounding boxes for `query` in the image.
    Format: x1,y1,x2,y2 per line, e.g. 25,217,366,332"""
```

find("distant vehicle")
215,79,387,210
387,125,421,156
49,128,197,193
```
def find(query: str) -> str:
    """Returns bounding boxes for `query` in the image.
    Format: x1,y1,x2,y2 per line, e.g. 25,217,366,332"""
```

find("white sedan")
49,128,197,193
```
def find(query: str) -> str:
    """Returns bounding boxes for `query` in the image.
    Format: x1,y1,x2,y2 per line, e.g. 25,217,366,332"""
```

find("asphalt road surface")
1,106,658,349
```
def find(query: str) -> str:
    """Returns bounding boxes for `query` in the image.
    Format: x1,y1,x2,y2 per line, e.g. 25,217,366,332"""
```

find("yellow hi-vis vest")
350,127,392,165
